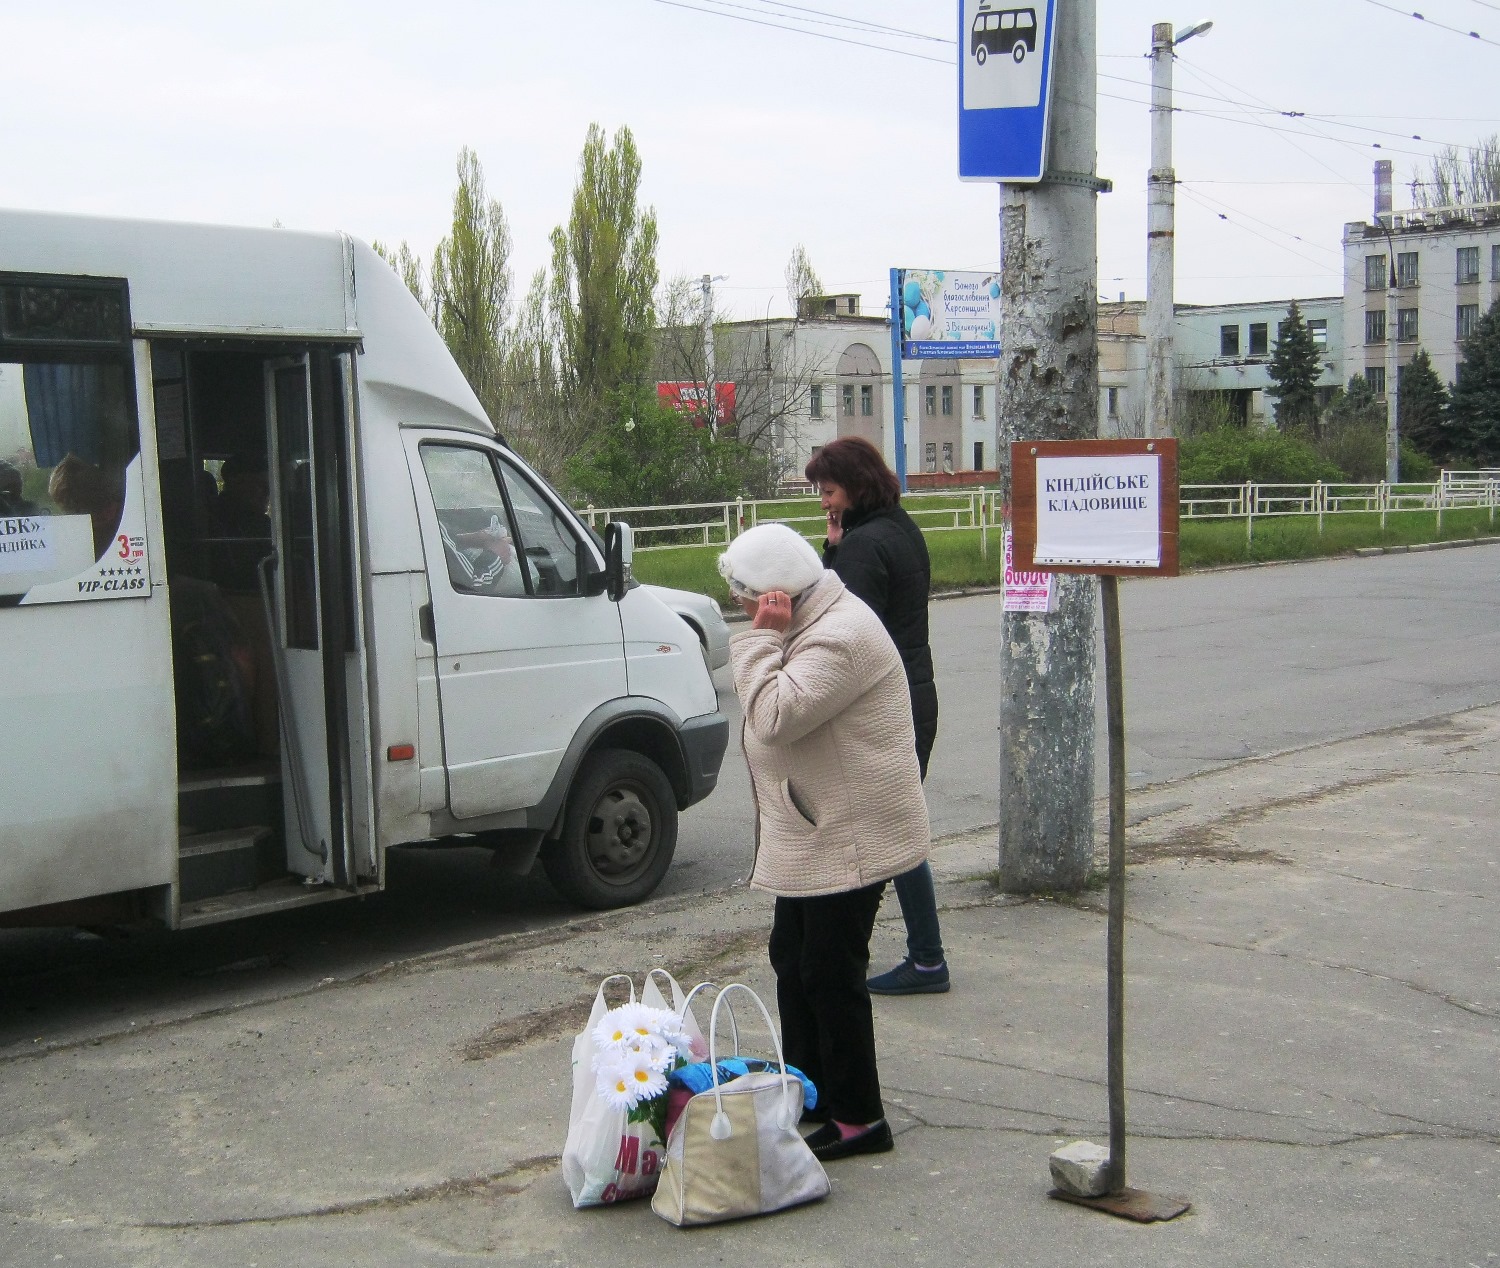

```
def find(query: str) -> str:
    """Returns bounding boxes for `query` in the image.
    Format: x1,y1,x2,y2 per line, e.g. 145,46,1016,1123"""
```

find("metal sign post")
1012,438,1191,1223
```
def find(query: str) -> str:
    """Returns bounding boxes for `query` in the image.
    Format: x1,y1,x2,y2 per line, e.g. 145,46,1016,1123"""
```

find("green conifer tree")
1396,347,1451,463
1266,300,1323,433
1447,296,1500,464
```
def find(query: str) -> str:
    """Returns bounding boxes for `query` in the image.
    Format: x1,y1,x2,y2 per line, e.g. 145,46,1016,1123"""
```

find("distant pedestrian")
805,436,949,995
719,523,930,1161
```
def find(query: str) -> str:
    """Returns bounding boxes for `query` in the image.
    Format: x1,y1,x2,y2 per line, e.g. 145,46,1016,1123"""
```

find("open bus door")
263,350,373,889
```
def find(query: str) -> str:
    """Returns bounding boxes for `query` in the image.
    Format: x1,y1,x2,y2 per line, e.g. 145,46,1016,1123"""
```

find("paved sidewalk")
2,707,1496,1265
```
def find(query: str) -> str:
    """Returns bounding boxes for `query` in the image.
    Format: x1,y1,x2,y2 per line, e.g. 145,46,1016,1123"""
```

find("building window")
1220,324,1240,357
1365,255,1387,290
1458,303,1480,341
1396,252,1419,287
1493,244,1500,281
940,384,953,416
924,442,937,473
1396,308,1419,342
1365,309,1386,344
941,442,954,472
841,384,854,416
1106,386,1120,418
972,385,984,417
1308,318,1328,347
859,383,873,416
974,441,985,470
1457,246,1480,284
924,385,936,416
1365,366,1386,395
809,384,823,418
1248,323,1269,356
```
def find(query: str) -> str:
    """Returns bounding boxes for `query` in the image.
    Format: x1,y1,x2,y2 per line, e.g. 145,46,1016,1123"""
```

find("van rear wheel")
541,749,677,909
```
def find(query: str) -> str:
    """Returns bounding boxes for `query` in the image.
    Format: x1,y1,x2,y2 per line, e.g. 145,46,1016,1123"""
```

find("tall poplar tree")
1266,300,1323,433
429,147,513,423
511,124,660,479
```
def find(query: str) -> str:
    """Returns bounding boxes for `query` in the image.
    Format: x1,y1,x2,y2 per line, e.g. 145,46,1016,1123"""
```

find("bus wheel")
975,44,988,65
541,748,677,909
1012,42,1026,62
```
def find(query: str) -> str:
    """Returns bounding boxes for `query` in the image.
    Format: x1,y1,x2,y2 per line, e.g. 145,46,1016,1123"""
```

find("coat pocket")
781,779,817,827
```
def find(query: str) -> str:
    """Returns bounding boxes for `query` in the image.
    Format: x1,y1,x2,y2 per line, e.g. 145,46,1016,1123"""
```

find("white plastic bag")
561,971,706,1208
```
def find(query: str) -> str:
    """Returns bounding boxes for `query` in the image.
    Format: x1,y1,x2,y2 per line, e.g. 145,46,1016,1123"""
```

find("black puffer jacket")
822,503,939,774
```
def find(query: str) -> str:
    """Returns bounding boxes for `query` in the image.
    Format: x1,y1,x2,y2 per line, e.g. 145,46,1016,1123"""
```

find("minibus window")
496,459,584,597
421,444,529,598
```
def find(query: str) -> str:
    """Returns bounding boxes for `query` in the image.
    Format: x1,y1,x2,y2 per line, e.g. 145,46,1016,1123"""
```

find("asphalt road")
2,545,1496,1054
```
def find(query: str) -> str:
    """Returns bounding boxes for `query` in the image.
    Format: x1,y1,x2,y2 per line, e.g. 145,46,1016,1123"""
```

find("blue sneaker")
867,958,950,995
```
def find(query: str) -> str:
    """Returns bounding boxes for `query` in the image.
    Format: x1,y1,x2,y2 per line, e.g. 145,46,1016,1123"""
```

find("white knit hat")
717,523,825,599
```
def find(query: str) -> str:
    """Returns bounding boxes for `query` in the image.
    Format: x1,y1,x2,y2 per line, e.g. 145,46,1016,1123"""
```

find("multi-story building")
1342,160,1500,407
677,294,1003,483
1095,296,1343,435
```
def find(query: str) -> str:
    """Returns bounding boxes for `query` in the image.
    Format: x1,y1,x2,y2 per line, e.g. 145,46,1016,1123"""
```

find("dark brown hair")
804,436,900,512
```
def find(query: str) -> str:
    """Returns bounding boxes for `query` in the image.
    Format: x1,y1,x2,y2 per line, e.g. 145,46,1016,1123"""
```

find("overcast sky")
3,1,1496,320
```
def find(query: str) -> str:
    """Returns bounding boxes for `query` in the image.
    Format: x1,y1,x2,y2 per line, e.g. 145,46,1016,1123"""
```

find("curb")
1353,535,1500,557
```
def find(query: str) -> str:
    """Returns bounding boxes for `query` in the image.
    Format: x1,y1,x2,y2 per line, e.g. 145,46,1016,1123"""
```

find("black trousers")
768,880,888,1125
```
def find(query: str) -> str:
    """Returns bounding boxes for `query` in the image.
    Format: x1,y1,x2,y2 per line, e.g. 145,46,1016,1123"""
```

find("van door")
265,352,370,885
404,434,626,821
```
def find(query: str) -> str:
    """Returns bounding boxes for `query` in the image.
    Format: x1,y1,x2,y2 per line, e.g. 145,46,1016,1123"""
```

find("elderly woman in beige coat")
719,523,930,1162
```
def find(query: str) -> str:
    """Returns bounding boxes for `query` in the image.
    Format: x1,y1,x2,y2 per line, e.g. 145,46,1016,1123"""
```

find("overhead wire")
643,0,950,62
1354,0,1500,47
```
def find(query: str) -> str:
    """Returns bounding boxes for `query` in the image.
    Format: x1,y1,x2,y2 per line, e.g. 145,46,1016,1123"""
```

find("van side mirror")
604,521,634,602
579,538,608,597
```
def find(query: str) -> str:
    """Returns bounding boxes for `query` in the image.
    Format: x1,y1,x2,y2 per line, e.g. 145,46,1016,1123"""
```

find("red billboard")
657,381,736,427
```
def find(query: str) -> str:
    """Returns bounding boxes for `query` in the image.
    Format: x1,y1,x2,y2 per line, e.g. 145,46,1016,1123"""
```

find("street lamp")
1144,18,1213,439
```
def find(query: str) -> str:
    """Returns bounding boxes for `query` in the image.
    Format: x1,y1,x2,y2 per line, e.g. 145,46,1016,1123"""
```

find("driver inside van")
438,511,522,594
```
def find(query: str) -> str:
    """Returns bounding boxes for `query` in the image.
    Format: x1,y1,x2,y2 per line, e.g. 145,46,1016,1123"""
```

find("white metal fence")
579,476,1500,551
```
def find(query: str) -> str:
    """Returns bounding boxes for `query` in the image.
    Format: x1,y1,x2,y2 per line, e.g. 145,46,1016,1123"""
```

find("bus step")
178,876,369,929
179,825,270,904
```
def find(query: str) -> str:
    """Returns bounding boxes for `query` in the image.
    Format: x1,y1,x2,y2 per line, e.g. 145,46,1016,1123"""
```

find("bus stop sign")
958,0,1058,182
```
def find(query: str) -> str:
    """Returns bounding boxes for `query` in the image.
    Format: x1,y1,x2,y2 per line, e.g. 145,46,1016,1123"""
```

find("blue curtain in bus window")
22,363,104,467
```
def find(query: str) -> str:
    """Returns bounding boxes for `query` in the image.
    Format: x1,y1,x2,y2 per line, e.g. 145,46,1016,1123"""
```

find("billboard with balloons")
898,269,1002,360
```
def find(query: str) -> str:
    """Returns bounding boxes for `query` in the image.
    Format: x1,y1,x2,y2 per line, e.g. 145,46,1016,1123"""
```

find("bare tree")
784,244,823,314
1411,133,1500,208
653,275,824,487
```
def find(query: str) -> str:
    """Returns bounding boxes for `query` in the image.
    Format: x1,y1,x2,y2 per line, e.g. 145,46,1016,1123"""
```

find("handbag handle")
682,982,740,1057
591,973,636,1012
643,968,686,1012
705,983,796,1138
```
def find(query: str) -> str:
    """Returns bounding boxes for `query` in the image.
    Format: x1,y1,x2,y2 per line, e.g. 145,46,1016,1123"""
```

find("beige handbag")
652,983,831,1227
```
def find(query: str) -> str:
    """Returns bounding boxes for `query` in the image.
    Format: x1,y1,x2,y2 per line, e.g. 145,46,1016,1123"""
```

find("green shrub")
1180,426,1343,485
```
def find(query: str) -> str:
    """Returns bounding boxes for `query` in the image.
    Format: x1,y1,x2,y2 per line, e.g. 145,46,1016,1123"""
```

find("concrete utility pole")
701,273,725,436
997,0,1103,893
1145,19,1211,440
1374,160,1401,482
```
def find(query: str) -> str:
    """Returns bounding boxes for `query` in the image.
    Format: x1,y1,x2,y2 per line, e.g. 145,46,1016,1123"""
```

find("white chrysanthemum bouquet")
591,1001,699,1139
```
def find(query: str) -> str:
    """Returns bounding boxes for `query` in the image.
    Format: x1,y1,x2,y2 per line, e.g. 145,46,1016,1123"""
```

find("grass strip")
632,507,1500,604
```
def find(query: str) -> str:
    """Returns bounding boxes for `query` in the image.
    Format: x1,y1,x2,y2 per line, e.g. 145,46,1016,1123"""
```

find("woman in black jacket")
804,436,949,995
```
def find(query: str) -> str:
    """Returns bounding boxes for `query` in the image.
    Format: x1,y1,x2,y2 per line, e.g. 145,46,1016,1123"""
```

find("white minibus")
0,209,728,928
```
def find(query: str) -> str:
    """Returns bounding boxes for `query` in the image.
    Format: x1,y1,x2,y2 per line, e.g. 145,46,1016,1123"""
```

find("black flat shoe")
808,1118,894,1162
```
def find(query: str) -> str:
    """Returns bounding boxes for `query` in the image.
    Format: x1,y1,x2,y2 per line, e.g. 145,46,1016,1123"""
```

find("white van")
0,209,728,928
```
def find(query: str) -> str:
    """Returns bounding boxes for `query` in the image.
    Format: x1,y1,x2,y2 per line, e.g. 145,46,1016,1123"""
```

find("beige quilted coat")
730,572,930,898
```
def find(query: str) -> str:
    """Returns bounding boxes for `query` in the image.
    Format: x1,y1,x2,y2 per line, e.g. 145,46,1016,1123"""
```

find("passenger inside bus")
47,452,125,558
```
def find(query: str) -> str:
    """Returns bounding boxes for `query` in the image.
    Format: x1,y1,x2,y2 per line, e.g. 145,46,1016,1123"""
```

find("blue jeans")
893,860,944,965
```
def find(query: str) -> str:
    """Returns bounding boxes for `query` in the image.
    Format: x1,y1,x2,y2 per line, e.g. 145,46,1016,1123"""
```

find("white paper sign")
1034,454,1162,568
1002,528,1056,612
0,515,54,573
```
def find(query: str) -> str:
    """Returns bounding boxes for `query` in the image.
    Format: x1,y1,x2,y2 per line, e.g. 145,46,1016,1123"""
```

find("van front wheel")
541,749,678,909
